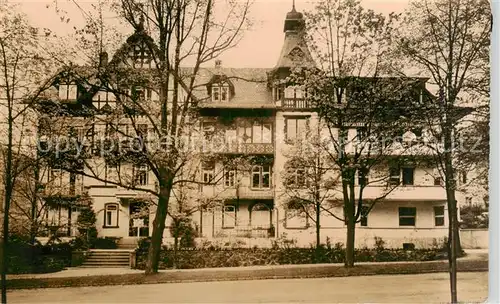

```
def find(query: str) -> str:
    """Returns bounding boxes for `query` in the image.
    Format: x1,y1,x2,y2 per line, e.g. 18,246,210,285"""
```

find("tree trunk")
345,211,355,268
1,104,14,303
444,121,459,303
315,199,321,249
145,177,173,275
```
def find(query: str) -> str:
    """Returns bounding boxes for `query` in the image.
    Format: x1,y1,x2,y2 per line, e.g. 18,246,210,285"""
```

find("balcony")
215,186,274,200
279,98,314,109
206,142,274,155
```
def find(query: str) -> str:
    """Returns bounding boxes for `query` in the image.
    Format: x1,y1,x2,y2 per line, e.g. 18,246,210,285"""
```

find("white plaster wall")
278,201,449,249
88,186,130,238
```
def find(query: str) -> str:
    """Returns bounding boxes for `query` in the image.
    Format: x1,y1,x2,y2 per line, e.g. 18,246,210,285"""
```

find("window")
212,84,229,102
360,205,369,227
222,205,236,228
132,86,145,100
137,124,148,141
129,44,152,68
104,203,119,227
434,176,443,186
358,168,369,187
224,168,236,187
460,171,467,185
389,166,400,185
202,162,214,183
252,122,272,143
434,206,445,226
402,167,414,185
59,83,78,100
356,127,367,141
399,207,416,226
285,116,309,140
202,122,215,140
286,168,306,187
285,201,308,229
273,86,283,101
338,129,348,146
134,164,148,185
252,165,271,189
251,203,271,229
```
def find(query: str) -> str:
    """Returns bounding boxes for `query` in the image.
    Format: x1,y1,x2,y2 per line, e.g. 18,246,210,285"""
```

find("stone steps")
81,250,131,268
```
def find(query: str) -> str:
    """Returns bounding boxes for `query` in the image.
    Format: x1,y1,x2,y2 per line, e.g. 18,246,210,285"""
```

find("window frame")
389,166,400,185
104,203,119,228
434,206,445,227
222,204,237,229
134,164,149,185
251,165,272,189
398,207,417,227
360,205,369,227
224,168,236,188
284,116,309,141
211,83,230,102
202,162,215,184
402,167,415,186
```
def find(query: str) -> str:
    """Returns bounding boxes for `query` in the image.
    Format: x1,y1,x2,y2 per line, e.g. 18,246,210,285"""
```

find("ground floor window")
251,202,271,229
360,205,369,227
398,207,416,226
434,206,445,226
223,205,236,228
104,203,119,227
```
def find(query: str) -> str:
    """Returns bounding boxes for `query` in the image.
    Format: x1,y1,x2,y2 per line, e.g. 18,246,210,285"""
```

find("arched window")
250,203,271,229
104,203,119,228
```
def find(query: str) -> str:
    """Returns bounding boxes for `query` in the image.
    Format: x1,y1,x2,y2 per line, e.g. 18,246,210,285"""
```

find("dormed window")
59,82,78,101
212,82,230,102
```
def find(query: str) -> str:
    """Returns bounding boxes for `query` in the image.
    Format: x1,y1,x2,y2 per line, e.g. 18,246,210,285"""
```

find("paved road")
8,272,488,303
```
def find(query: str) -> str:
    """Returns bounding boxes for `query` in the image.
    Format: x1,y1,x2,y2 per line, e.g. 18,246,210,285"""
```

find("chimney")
215,59,222,75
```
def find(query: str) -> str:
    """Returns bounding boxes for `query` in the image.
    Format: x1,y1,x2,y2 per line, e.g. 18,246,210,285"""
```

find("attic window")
59,83,78,101
212,83,230,102
129,43,152,68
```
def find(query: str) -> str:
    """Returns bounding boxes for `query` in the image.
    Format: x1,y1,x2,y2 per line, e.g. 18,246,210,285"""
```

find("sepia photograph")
0,0,492,303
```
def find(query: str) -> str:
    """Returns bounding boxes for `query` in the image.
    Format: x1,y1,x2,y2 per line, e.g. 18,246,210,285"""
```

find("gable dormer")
108,19,158,69
206,61,235,103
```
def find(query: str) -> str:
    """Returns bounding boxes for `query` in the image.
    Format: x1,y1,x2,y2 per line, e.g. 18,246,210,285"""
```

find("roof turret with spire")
270,1,316,78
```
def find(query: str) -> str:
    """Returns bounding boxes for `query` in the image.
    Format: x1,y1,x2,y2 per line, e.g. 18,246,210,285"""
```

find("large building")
33,5,467,249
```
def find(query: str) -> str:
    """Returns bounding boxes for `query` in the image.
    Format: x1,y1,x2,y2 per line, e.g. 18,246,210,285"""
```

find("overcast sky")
13,0,410,68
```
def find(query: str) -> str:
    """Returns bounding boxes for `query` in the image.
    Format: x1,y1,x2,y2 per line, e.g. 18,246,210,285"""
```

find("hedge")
6,236,72,274
134,240,447,270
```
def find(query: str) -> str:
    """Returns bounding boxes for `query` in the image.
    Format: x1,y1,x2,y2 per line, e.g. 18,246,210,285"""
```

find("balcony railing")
208,142,274,155
281,98,313,109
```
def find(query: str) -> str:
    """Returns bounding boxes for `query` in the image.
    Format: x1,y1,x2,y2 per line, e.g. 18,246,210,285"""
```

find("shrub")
6,234,71,274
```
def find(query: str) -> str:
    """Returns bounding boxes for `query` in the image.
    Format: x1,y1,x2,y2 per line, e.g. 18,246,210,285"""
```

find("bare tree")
394,0,490,301
280,133,338,249
0,3,61,302
294,0,420,267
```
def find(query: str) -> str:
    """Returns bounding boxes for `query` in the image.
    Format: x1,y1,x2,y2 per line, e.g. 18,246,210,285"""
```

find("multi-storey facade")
34,6,459,249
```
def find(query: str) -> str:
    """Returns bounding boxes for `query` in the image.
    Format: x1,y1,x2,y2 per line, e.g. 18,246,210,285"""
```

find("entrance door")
129,201,150,237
